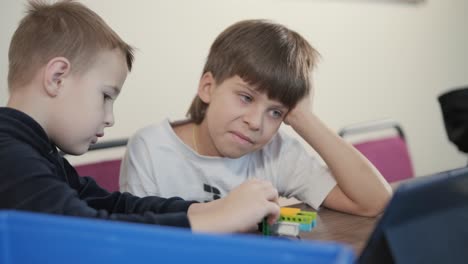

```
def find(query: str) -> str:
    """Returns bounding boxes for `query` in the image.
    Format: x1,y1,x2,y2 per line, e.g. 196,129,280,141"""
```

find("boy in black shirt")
0,0,279,233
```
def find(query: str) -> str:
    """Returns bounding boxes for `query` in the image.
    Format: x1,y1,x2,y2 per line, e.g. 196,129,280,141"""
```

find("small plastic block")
262,218,270,235
263,208,318,236
270,222,300,237
311,219,317,228
300,223,313,232
278,209,316,225
280,207,301,217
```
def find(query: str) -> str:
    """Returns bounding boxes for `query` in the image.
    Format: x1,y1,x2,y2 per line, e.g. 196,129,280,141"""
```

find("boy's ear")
43,57,71,97
197,72,216,104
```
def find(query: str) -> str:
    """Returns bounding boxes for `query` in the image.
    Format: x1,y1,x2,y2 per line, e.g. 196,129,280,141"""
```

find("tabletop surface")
290,180,404,254
293,203,378,254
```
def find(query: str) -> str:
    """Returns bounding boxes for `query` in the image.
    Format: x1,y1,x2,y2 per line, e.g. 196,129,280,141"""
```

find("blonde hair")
8,0,134,91
187,19,319,124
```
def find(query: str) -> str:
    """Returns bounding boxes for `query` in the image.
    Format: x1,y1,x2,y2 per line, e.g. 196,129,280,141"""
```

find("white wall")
1,0,467,175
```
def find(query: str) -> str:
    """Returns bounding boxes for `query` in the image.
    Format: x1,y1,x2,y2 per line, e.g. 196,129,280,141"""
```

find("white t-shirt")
120,119,336,209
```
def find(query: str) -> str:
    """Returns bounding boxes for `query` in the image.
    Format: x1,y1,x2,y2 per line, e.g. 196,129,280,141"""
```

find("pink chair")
74,139,128,192
339,120,414,183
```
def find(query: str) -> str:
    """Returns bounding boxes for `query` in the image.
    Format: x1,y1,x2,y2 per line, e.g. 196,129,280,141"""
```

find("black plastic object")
358,166,468,264
438,87,468,153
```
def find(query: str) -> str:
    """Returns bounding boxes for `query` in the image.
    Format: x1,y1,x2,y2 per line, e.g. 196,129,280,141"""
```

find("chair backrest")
75,159,122,192
74,139,128,192
339,119,414,183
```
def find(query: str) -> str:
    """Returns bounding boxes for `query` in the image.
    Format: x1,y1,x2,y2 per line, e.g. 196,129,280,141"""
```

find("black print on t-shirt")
203,183,221,201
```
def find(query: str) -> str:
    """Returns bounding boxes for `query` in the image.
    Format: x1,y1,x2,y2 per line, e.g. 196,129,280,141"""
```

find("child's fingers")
264,186,279,203
265,202,280,226
255,180,279,202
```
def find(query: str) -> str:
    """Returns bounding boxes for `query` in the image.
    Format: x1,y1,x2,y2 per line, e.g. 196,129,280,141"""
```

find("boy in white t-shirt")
120,19,392,216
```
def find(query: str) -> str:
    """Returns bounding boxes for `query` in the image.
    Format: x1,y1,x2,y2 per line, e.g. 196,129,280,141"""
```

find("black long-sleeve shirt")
0,107,195,227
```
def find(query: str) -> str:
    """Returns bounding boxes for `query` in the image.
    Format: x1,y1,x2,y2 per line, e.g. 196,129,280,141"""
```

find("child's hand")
188,179,280,233
221,179,280,229
284,94,313,127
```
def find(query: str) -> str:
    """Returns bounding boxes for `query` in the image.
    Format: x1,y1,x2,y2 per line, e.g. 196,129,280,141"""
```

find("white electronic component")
270,222,300,237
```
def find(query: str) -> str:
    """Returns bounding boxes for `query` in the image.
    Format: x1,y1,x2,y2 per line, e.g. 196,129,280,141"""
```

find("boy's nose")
243,107,262,131
105,111,115,127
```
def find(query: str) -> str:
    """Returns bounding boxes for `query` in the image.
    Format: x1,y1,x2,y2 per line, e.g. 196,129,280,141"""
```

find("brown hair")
8,0,134,91
187,19,319,124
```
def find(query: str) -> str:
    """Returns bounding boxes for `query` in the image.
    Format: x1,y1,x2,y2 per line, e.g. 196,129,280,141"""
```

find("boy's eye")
103,94,112,101
270,109,284,119
240,94,253,103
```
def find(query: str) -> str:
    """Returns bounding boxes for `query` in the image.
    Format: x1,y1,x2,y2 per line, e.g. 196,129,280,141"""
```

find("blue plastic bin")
0,210,354,263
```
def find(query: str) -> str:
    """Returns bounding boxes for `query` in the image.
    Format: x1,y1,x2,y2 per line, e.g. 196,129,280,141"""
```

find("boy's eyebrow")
270,103,288,111
237,82,259,95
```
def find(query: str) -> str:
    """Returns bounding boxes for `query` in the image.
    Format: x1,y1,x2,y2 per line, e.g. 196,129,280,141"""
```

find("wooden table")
292,203,378,254
289,180,404,254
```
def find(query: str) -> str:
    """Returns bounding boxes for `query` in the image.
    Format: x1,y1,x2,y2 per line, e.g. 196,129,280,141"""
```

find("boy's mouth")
231,131,254,145
91,133,104,144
